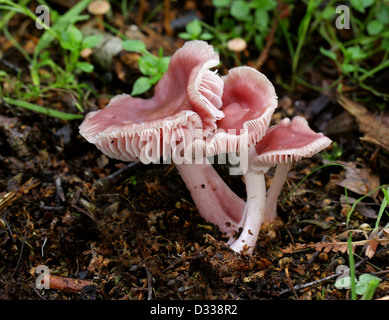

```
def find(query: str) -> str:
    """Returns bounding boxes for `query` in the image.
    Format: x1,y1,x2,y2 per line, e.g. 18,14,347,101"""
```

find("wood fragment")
95,162,140,191
137,0,147,26
252,19,277,70
44,275,94,293
164,0,173,36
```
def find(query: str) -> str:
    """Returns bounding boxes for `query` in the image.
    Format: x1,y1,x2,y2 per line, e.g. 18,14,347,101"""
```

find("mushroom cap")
227,38,247,53
250,116,332,171
88,0,111,15
186,66,278,159
79,41,224,163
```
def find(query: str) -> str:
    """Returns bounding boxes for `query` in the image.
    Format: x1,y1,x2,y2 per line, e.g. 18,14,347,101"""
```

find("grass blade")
2,97,83,121
347,232,357,300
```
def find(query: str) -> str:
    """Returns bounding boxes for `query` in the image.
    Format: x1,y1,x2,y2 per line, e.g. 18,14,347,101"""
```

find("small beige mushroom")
227,37,247,53
87,0,111,30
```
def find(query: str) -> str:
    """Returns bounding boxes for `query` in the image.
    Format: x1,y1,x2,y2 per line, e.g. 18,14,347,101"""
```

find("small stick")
164,0,173,35
55,176,66,203
279,253,376,295
137,0,146,26
145,267,153,300
252,19,277,70
278,272,340,295
44,275,94,293
11,228,28,278
95,162,139,191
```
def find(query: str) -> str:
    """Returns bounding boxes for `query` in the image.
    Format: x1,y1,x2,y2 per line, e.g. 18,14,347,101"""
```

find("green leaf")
157,56,170,74
350,0,374,13
138,55,158,76
345,45,366,60
360,277,381,300
376,6,389,24
320,47,337,60
212,0,231,8
356,274,381,296
200,32,214,40
82,34,102,49
131,77,153,95
178,32,192,40
59,40,76,51
367,20,384,36
253,0,277,11
76,61,94,73
341,63,357,73
230,1,250,21
322,6,335,20
67,25,83,44
2,97,83,121
186,19,202,36
382,38,389,51
122,40,146,53
255,8,269,30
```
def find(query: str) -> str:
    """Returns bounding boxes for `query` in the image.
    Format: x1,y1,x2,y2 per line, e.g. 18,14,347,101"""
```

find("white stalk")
263,163,291,223
229,168,267,254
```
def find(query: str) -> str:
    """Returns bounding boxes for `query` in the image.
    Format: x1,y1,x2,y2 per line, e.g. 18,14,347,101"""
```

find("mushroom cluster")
79,40,331,255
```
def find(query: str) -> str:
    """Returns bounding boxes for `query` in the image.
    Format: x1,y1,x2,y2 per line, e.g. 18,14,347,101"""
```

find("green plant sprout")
0,0,101,119
128,175,138,186
178,19,214,41
211,0,277,50
345,184,389,229
122,40,170,96
334,233,381,300
281,162,346,205
321,142,342,161
59,25,102,74
317,0,389,100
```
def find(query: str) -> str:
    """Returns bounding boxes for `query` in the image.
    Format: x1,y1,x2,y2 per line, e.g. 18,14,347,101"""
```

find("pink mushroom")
79,40,244,235
187,66,278,252
228,116,332,254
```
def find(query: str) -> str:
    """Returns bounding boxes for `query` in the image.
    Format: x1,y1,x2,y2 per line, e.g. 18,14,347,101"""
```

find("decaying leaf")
336,161,380,199
339,195,378,219
338,96,389,153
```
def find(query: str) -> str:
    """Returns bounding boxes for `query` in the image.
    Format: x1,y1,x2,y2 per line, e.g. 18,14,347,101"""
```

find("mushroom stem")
263,163,291,223
175,162,245,235
228,167,267,254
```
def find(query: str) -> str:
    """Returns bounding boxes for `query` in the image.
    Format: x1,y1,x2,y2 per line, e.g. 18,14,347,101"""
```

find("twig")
95,162,139,191
55,175,66,202
252,18,277,70
145,267,153,300
39,202,65,212
43,275,94,293
284,267,298,298
278,272,340,295
136,0,146,26
11,228,28,278
2,212,15,243
33,287,46,300
163,0,173,36
279,248,382,295
41,236,47,258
